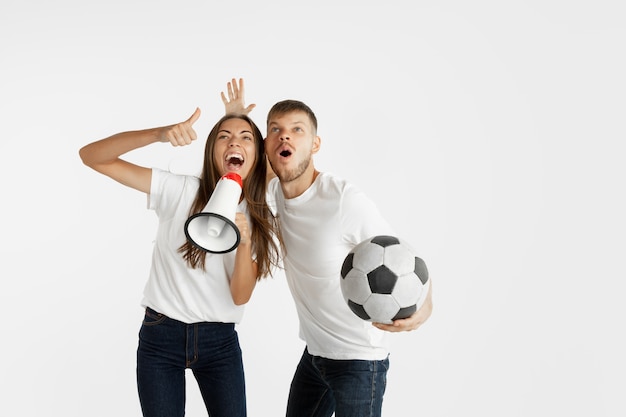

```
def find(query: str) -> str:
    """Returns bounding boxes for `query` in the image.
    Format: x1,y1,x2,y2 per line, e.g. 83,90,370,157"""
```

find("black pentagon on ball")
341,252,354,279
367,265,398,294
348,300,371,320
414,256,429,285
392,304,417,321
370,235,400,248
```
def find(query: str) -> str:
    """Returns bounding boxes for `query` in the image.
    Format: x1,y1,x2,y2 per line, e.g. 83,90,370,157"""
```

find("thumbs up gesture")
161,107,201,146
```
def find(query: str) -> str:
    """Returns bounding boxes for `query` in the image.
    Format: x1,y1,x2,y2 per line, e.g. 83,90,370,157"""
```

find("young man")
264,99,433,417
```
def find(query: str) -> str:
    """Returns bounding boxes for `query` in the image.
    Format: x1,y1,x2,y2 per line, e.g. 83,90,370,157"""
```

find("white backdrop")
1,1,624,416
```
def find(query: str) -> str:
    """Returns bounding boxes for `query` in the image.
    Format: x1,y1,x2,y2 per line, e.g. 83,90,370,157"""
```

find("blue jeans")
286,348,389,417
136,307,246,417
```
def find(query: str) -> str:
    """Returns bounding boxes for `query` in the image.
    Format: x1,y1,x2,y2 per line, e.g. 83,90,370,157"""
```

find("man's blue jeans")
286,348,389,417
136,307,246,417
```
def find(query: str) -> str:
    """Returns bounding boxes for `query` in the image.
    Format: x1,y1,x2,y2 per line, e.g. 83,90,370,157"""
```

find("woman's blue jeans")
286,348,389,417
136,307,246,417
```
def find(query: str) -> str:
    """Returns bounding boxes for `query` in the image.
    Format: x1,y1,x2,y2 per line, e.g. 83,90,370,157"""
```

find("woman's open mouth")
225,153,244,171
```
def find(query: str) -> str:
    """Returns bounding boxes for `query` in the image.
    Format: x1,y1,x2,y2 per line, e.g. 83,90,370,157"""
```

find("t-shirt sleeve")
340,184,396,246
147,167,164,211
266,177,280,217
148,168,193,219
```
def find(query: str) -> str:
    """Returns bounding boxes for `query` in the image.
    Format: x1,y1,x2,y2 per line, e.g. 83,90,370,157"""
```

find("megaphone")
184,172,243,254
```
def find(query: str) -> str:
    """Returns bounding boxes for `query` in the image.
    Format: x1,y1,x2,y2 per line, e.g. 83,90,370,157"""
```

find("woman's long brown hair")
178,114,281,279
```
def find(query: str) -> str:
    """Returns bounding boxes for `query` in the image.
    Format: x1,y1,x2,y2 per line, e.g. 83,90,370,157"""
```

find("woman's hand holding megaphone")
160,107,201,147
234,212,251,247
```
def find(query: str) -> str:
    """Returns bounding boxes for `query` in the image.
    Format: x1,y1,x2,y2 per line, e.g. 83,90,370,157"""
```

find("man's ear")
312,135,321,154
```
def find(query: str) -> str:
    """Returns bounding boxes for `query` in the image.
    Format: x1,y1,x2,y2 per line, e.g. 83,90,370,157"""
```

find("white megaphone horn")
184,172,243,254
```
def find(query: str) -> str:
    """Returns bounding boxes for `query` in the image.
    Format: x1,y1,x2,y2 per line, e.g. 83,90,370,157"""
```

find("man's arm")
373,281,433,332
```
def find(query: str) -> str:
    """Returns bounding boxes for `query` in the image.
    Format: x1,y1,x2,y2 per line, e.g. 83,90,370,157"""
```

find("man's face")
265,111,319,183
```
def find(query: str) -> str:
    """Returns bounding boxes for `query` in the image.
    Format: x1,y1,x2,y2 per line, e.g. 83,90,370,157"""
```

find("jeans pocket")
379,355,390,372
142,307,167,326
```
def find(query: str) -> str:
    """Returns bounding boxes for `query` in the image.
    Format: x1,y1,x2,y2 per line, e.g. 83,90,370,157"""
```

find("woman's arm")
79,108,201,194
221,78,256,115
229,212,258,305
220,78,261,303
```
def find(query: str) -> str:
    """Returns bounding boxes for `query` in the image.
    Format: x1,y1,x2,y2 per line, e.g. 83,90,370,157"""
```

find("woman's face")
212,118,257,179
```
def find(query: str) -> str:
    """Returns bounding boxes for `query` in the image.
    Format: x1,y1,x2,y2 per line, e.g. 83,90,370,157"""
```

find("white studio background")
1,1,624,416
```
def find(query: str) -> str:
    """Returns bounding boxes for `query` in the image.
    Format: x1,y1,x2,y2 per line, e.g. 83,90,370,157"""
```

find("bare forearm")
79,127,163,168
373,281,433,332
79,109,200,195
230,242,257,305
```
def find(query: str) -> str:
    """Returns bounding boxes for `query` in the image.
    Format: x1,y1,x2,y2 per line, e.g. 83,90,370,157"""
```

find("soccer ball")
340,235,430,324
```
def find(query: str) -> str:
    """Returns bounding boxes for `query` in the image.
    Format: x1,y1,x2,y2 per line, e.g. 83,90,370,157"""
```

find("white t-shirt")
268,172,395,360
141,168,248,324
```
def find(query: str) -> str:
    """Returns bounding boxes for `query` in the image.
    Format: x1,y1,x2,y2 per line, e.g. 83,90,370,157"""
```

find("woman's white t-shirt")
141,168,248,324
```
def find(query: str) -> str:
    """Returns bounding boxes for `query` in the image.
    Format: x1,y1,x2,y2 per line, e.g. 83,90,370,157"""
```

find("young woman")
79,79,280,417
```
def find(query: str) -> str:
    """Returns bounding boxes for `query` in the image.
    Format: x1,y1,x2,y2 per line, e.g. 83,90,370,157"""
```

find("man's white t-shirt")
268,172,395,360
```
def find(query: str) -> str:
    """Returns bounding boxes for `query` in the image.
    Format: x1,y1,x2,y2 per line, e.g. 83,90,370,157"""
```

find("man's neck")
281,168,320,199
